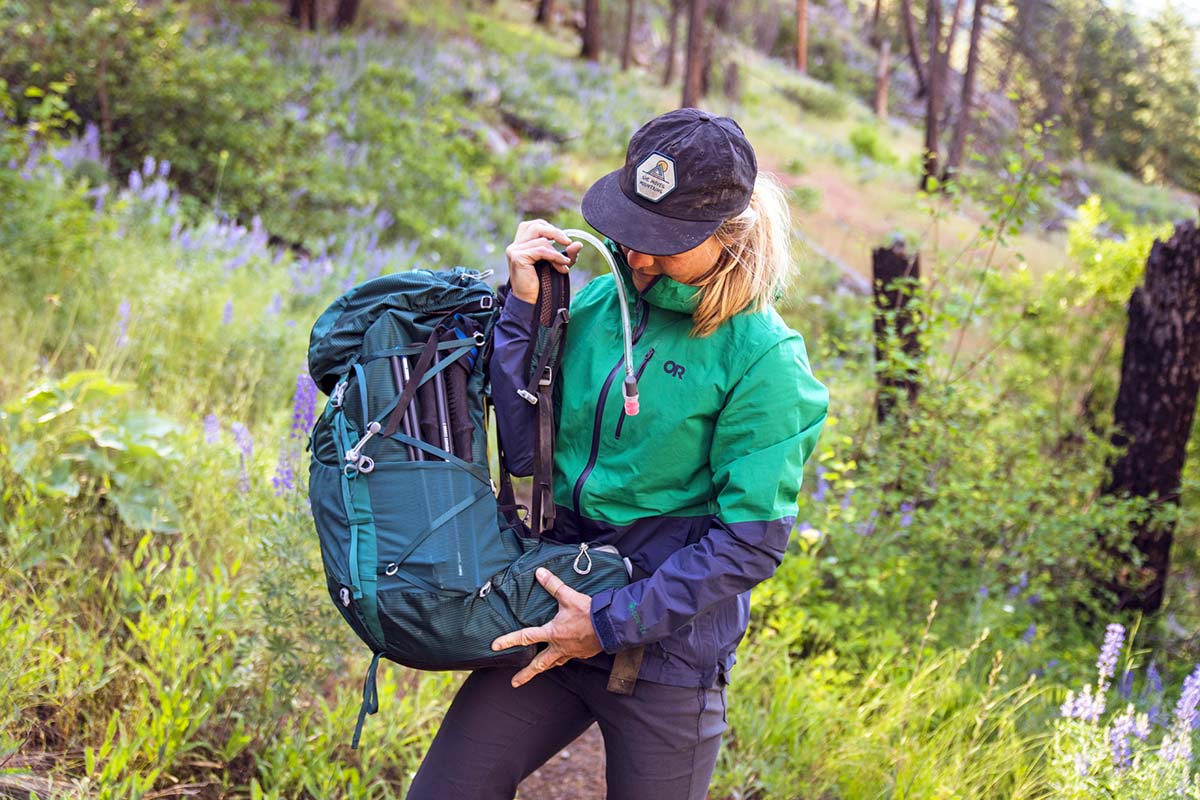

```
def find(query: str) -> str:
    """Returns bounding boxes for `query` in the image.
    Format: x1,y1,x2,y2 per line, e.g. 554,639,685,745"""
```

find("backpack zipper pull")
573,542,593,575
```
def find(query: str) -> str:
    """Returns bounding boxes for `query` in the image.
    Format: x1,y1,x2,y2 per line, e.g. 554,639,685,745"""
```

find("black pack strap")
352,651,383,749
381,332,441,439
519,308,570,405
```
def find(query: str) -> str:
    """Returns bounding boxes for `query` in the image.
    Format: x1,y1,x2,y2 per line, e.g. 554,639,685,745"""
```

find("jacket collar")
604,239,700,315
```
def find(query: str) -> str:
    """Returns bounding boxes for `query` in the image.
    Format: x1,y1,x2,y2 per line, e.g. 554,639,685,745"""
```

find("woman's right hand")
505,219,582,304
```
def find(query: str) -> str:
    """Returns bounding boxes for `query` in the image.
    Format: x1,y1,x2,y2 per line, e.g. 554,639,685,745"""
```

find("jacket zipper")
572,299,651,514
614,348,655,440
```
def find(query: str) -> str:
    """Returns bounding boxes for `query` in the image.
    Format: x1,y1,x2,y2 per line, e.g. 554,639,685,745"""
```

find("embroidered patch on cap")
634,152,677,203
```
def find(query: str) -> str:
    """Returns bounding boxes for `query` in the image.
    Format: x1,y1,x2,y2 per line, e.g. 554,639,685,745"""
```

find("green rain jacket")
490,242,828,687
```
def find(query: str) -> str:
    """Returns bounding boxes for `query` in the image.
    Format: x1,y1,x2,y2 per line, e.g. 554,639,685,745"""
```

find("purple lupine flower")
812,467,829,502
1097,623,1125,691
204,413,220,445
290,372,318,440
222,299,234,325
978,585,990,599
129,169,143,192
231,422,253,458
142,155,157,177
116,299,131,347
272,453,295,496
1021,624,1037,644
231,421,253,492
1148,663,1163,696
839,488,854,510
1118,669,1134,700
1026,592,1041,606
267,293,282,315
1061,684,1105,722
1109,706,1136,769
1172,664,1200,733
159,159,171,177
898,501,913,528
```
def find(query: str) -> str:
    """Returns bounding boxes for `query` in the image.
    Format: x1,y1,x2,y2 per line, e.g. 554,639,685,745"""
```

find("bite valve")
622,375,640,416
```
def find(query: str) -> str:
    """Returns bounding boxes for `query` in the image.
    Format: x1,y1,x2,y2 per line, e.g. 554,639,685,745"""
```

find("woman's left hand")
491,568,603,688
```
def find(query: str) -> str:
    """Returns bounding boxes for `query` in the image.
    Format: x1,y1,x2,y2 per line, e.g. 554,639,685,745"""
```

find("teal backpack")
307,265,630,748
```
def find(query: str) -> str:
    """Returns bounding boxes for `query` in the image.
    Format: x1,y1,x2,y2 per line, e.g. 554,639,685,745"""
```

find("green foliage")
775,73,848,120
848,123,899,166
1065,196,1172,306
1,370,182,535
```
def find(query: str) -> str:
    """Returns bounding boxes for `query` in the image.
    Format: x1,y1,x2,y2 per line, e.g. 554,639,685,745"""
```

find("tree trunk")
796,0,808,73
900,0,926,97
921,0,944,191
944,0,986,181
683,0,707,108
664,0,683,86
288,0,318,30
581,0,601,61
874,38,891,119
869,0,884,48
333,0,360,29
874,241,923,422
536,0,555,25
1102,221,1200,612
622,0,637,71
938,0,967,128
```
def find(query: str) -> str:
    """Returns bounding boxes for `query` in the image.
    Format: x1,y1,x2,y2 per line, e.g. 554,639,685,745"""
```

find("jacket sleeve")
589,333,829,652
489,294,537,476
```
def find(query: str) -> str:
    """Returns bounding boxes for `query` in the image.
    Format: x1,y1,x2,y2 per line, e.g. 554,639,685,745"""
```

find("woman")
408,108,829,800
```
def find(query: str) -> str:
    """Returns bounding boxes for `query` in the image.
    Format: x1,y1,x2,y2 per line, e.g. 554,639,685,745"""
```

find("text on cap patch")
635,152,677,203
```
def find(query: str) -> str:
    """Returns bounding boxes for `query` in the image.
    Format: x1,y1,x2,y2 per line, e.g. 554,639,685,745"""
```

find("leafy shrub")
776,75,848,120
848,123,900,166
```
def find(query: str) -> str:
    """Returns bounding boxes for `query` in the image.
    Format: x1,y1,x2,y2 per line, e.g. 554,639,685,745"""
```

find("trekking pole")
389,356,421,462
400,356,425,461
433,370,454,458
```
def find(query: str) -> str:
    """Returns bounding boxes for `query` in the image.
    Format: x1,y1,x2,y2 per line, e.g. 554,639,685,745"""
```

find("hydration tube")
560,228,640,416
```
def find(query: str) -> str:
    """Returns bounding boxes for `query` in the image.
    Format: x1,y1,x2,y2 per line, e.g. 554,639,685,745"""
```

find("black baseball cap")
581,108,758,257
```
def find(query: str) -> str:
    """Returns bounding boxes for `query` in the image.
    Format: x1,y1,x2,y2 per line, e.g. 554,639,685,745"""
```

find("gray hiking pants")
406,660,727,800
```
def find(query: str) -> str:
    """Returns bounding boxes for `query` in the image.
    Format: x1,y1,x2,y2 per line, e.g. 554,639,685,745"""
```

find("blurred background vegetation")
0,0,1198,797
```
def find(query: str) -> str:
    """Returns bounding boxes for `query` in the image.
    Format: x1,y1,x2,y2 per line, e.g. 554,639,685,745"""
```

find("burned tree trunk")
288,0,318,30
900,0,926,97
582,0,602,61
1102,221,1200,612
920,0,945,192
944,0,986,181
874,240,923,421
333,0,360,29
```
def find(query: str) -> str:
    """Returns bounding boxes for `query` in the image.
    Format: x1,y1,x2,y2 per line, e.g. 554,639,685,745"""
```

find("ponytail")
690,172,793,337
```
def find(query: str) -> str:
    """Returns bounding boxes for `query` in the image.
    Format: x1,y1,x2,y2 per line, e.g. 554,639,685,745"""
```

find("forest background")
1,0,1200,797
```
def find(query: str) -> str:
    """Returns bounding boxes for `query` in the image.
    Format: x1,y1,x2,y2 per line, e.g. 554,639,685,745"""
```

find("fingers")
491,622,553,653
536,567,572,604
515,218,571,247
510,645,568,688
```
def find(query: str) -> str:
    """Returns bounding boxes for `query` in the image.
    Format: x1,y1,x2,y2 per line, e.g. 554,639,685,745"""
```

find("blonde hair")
690,172,793,337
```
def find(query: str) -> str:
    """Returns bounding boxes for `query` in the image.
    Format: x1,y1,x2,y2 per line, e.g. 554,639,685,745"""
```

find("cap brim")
581,170,721,257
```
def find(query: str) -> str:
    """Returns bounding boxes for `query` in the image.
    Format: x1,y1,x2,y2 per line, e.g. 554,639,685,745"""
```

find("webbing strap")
381,333,440,439
607,646,645,695
531,382,555,538
388,432,491,486
351,651,382,750
379,484,492,577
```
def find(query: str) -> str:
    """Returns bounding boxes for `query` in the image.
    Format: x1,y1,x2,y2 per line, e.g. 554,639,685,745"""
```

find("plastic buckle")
517,388,538,405
538,366,553,387
479,295,494,310
331,381,347,408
